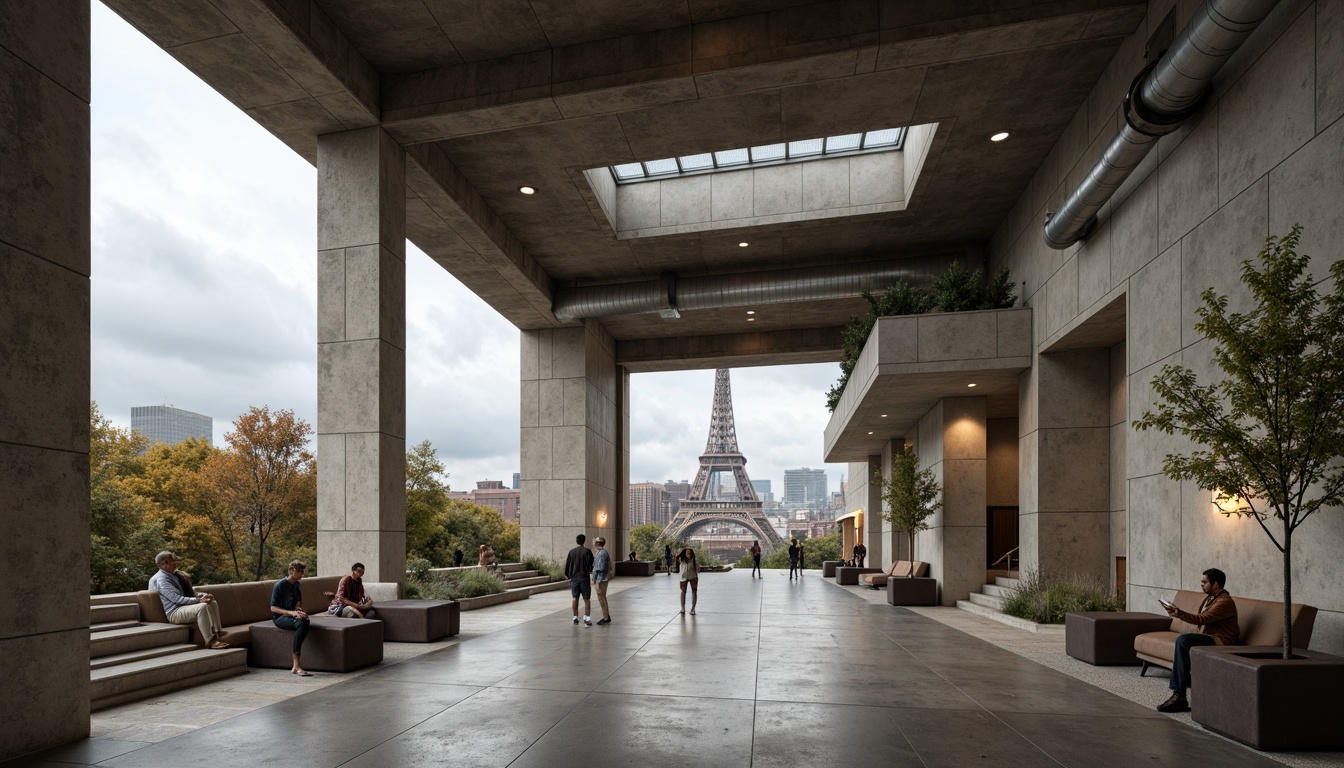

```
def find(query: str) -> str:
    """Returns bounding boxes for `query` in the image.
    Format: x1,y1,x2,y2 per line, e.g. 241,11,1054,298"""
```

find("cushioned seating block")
835,567,882,585
615,560,656,576
375,599,459,642
248,616,383,672
860,561,929,587
1065,612,1173,665
822,561,841,578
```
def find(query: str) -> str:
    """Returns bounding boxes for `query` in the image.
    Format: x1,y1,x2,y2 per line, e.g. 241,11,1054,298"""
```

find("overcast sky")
89,3,848,496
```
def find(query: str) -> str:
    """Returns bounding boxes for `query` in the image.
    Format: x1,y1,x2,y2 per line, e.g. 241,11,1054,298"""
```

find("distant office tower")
751,479,773,504
629,482,671,527
131,405,212,447
446,480,521,522
663,480,690,516
512,472,520,489
783,468,828,508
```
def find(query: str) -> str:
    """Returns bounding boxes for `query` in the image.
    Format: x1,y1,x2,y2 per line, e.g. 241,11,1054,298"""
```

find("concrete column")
316,127,407,582
913,397,987,606
519,321,624,560
1019,350,1111,582
0,2,92,759
849,456,886,566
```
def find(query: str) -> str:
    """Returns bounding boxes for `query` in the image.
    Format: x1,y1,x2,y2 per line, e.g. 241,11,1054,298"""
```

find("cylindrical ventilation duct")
1044,0,1281,249
551,254,965,322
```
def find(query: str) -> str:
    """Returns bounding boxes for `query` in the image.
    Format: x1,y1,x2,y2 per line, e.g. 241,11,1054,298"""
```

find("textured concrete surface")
5,571,1321,768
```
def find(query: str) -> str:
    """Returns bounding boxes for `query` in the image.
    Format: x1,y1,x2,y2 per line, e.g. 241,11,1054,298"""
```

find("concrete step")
955,600,1065,634
90,619,141,634
502,569,540,581
498,563,526,573
966,591,1005,610
980,583,1012,598
90,643,197,670
91,648,247,711
91,623,190,659
502,575,549,589
994,576,1021,590
91,603,139,626
522,580,570,596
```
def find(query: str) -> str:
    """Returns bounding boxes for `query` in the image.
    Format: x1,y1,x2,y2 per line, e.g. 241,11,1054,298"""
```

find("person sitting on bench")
270,560,313,676
328,562,375,619
1156,567,1239,713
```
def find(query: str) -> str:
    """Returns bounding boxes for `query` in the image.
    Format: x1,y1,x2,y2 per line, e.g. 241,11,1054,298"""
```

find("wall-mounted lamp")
1212,490,1251,516
597,510,608,525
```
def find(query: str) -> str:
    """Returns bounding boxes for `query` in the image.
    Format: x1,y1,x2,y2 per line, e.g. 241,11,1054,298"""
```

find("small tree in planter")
1134,226,1344,660
877,446,942,575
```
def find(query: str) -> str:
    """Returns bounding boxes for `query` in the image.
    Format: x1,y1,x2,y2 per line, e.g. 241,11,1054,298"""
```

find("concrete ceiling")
103,0,1145,368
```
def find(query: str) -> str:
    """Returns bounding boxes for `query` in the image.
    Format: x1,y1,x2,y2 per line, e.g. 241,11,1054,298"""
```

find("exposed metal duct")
551,254,966,322
1044,0,1281,249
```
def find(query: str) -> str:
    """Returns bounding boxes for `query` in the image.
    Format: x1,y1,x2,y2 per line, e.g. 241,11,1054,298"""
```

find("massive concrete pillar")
316,127,407,582
849,456,885,566
519,322,625,560
0,2,92,758
913,397,987,606
1019,350,1111,583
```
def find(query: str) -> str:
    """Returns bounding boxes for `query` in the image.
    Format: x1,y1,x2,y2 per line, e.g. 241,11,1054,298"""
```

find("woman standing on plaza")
664,544,674,576
677,547,700,615
748,540,762,578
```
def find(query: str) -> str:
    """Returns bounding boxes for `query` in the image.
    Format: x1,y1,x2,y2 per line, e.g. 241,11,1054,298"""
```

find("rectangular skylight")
610,128,906,183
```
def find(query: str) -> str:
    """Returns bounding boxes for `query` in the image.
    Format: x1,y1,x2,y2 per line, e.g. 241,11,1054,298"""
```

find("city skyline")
88,4,846,497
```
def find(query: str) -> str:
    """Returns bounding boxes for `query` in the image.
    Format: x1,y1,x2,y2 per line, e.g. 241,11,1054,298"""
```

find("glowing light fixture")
1212,490,1251,516
867,431,874,435
746,310,755,315
739,242,749,247
967,383,977,388
880,414,888,417
990,132,1010,142
519,185,536,194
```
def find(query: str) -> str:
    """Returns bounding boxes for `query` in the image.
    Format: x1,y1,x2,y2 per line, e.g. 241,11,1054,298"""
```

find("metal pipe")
551,254,965,322
1044,0,1281,249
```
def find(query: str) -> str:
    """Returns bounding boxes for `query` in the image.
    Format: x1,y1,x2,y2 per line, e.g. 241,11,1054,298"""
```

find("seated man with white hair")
148,550,229,649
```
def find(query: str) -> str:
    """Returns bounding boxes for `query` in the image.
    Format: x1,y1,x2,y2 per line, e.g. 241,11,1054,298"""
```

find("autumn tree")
89,402,165,593
206,407,316,580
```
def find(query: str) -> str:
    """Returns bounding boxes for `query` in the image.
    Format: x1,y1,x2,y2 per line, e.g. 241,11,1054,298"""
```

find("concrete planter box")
1191,646,1344,750
1064,612,1172,666
615,560,656,576
456,589,529,611
887,577,938,606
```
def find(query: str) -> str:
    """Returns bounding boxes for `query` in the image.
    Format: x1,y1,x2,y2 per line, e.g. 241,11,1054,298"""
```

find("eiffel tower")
663,369,786,552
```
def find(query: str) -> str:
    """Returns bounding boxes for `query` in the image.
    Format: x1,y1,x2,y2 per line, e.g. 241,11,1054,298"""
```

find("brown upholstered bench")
835,567,882,585
615,560,656,576
1134,590,1318,676
248,616,383,672
374,599,459,642
1065,612,1173,665
859,560,929,588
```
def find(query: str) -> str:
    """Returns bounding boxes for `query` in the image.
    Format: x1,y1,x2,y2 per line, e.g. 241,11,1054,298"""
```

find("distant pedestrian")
593,537,612,624
748,540,762,578
565,533,595,626
677,548,700,615
664,544,674,576
797,541,805,577
788,538,800,580
453,547,464,567
853,542,867,568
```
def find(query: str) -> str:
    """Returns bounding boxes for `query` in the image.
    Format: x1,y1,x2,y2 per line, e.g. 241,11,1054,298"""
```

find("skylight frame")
608,127,907,185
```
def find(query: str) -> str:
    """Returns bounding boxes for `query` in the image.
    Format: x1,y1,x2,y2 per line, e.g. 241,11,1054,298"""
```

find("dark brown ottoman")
375,599,459,642
615,560,656,576
822,561,841,578
835,567,882,585
248,616,383,672
887,576,938,606
1065,612,1172,665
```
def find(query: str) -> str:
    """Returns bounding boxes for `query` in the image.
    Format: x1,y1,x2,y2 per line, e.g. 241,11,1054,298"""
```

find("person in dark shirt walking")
565,534,595,626
797,541,805,577
787,539,800,580
270,560,312,676
664,544,674,576
452,547,464,567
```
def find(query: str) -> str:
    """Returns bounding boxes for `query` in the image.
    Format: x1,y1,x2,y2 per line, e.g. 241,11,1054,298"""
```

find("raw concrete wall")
986,418,1019,507
912,398,987,606
0,1,92,759
844,457,885,566
989,0,1344,652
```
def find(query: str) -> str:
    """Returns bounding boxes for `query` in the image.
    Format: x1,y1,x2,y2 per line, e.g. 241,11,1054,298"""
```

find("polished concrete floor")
9,571,1282,767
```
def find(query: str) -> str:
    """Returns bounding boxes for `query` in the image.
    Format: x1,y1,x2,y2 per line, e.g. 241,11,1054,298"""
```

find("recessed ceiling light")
967,383,977,387
738,242,749,247
881,414,888,417
747,317,755,322
746,310,755,315
990,132,1010,142
518,185,536,194
867,431,874,435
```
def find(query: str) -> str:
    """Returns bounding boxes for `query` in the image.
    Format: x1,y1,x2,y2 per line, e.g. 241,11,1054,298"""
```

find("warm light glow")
738,242,749,247
746,310,755,315
747,317,755,322
1212,490,1250,516
518,185,536,194
967,383,977,387
597,510,608,525
880,414,888,417
990,132,1010,142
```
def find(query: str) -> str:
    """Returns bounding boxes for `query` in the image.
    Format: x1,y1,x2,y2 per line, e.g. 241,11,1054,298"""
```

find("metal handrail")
990,547,1018,571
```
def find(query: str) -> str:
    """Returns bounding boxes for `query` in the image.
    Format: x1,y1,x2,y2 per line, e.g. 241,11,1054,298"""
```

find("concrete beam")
615,326,844,372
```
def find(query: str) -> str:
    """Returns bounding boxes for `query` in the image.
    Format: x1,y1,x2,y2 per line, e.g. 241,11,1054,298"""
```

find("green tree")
629,523,667,560
423,499,517,566
878,447,941,572
737,530,842,569
1134,226,1344,659
126,438,237,584
89,402,165,593
406,440,450,558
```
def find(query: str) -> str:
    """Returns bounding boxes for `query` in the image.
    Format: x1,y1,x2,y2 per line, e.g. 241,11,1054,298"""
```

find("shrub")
404,564,507,600
1000,569,1123,624
456,568,507,598
523,555,564,580
406,557,433,580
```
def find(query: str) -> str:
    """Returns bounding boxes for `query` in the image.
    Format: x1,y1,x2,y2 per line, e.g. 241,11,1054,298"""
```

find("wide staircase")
89,598,247,711
955,572,1050,631
498,563,566,595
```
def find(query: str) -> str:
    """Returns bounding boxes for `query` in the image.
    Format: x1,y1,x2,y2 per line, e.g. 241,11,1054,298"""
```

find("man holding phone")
1156,568,1239,713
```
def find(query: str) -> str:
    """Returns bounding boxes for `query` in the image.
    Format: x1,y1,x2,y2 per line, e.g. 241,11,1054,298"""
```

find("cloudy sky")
89,3,849,496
